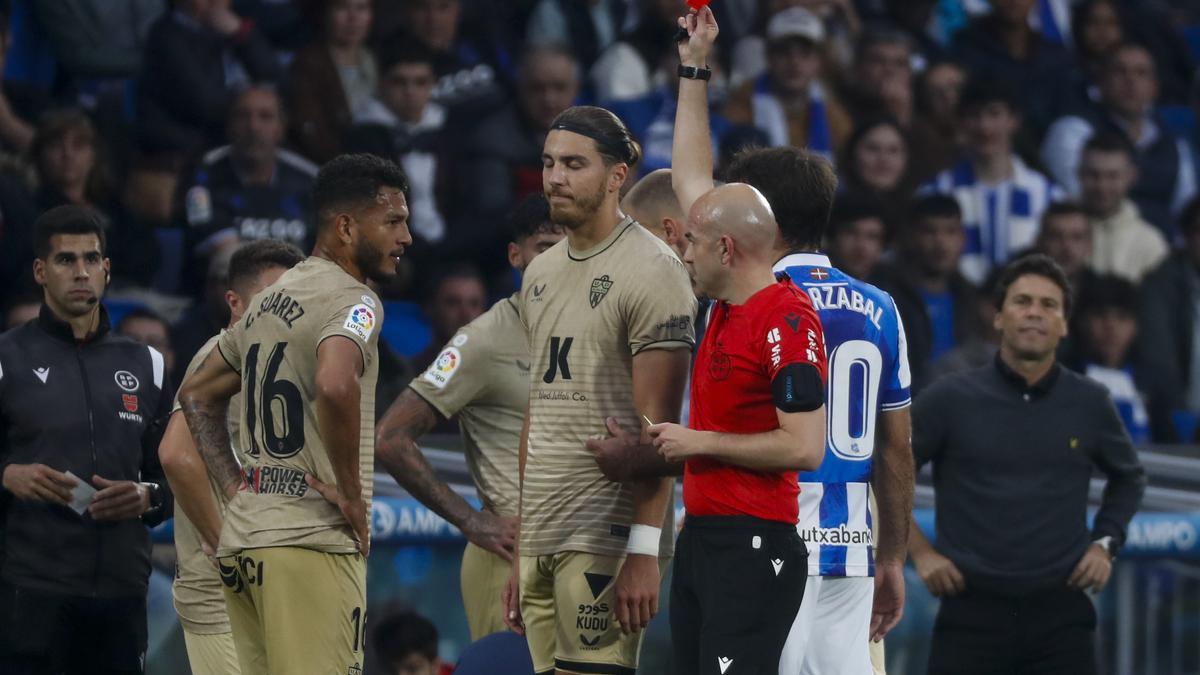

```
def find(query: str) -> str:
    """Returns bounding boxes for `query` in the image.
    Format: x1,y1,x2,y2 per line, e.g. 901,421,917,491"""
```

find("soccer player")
159,239,304,675
671,9,914,674
652,182,829,675
179,154,412,675
502,105,697,675
375,194,564,641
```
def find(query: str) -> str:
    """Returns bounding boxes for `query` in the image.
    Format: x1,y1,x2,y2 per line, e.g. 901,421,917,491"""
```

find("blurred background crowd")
4,0,1200,450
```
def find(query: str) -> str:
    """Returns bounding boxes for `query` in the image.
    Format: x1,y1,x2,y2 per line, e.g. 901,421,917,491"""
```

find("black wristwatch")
142,482,164,514
678,64,712,81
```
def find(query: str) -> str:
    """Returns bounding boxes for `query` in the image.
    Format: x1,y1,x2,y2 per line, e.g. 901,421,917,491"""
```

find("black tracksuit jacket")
0,305,173,598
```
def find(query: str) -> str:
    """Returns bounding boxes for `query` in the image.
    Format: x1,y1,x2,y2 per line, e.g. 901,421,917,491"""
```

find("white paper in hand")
65,471,96,515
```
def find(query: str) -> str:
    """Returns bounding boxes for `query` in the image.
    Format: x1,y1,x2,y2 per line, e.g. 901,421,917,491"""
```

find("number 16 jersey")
773,253,911,577
217,256,381,556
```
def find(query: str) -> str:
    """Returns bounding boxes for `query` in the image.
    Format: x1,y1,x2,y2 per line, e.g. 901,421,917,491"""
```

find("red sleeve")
758,292,827,383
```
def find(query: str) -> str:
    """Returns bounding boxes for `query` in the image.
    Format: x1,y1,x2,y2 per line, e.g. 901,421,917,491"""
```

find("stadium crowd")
3,0,1200,444
0,0,1191,673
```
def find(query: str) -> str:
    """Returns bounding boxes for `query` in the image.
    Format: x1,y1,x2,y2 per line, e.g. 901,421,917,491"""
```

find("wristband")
625,524,661,556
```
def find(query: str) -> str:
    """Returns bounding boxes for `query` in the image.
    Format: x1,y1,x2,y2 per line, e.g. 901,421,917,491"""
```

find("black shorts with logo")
0,579,147,674
670,515,808,675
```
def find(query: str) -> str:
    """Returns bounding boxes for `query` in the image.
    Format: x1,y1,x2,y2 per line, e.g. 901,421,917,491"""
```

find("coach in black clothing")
908,254,1146,675
0,206,173,674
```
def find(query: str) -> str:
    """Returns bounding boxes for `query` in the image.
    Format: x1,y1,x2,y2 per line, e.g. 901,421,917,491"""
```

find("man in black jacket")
0,205,173,674
908,254,1146,674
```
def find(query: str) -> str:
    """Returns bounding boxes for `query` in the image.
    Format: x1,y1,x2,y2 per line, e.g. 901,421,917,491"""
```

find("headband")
551,121,635,165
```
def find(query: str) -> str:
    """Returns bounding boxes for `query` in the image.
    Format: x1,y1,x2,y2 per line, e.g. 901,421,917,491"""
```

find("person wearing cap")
724,6,852,163
0,205,174,673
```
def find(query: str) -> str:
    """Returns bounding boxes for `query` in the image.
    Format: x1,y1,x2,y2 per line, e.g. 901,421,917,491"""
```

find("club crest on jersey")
343,304,376,341
589,275,614,308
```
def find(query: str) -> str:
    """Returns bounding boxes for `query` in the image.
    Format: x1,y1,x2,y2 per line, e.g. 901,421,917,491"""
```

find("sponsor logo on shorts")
718,656,733,673
577,572,613,646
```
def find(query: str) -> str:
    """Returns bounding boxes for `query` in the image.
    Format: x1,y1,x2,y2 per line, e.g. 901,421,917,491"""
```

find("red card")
687,0,710,8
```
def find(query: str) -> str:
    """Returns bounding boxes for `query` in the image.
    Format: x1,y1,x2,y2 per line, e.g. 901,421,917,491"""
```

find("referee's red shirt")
684,279,828,523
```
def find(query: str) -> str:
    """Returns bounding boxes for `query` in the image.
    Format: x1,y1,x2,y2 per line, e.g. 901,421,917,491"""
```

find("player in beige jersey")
179,155,412,675
376,195,564,641
158,240,304,675
501,106,697,675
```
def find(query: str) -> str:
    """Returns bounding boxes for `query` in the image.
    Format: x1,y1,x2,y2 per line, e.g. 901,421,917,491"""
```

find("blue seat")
380,301,432,358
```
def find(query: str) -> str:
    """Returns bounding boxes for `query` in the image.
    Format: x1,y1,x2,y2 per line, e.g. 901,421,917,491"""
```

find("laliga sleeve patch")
772,363,825,412
422,347,462,389
343,304,377,342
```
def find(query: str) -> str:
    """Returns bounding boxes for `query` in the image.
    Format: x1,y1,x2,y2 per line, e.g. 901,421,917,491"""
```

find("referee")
648,183,828,675
909,254,1146,674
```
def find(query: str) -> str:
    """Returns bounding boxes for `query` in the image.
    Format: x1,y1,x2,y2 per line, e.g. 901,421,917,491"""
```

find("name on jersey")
243,465,308,497
799,524,874,546
247,290,306,329
805,286,883,330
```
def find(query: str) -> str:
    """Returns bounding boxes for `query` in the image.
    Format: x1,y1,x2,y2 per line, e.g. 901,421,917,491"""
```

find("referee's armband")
771,363,825,413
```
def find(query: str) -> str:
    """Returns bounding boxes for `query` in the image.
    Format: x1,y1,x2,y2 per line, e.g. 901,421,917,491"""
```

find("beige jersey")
409,294,527,517
216,256,381,556
519,217,696,557
171,333,244,633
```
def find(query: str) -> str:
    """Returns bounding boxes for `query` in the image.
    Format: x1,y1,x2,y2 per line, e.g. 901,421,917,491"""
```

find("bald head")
690,183,779,259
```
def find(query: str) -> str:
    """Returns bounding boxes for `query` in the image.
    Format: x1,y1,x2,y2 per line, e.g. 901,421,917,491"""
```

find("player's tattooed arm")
178,349,243,499
376,389,517,560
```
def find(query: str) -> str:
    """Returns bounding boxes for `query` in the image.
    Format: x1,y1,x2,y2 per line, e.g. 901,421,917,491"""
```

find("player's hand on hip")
586,417,639,482
615,553,660,635
870,561,906,642
913,548,965,597
89,475,150,521
677,5,719,67
1,463,77,505
502,558,525,635
463,510,518,562
649,423,698,462
305,474,371,556
1067,543,1113,593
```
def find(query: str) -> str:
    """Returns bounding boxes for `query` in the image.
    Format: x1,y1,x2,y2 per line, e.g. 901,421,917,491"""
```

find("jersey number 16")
244,342,306,459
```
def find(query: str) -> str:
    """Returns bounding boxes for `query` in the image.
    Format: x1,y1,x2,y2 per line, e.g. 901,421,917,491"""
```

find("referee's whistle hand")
649,423,696,461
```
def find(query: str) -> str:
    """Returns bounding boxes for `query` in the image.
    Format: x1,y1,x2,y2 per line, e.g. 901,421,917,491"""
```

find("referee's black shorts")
0,579,147,674
670,514,808,675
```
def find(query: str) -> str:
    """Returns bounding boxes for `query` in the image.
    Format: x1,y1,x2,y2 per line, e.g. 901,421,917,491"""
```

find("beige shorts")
461,541,512,641
219,547,366,675
519,551,665,675
182,628,242,675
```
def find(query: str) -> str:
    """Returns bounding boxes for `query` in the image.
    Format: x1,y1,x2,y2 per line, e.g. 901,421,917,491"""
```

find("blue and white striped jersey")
774,253,912,577
925,156,1063,285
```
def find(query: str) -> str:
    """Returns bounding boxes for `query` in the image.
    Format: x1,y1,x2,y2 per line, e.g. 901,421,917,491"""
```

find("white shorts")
780,576,873,675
